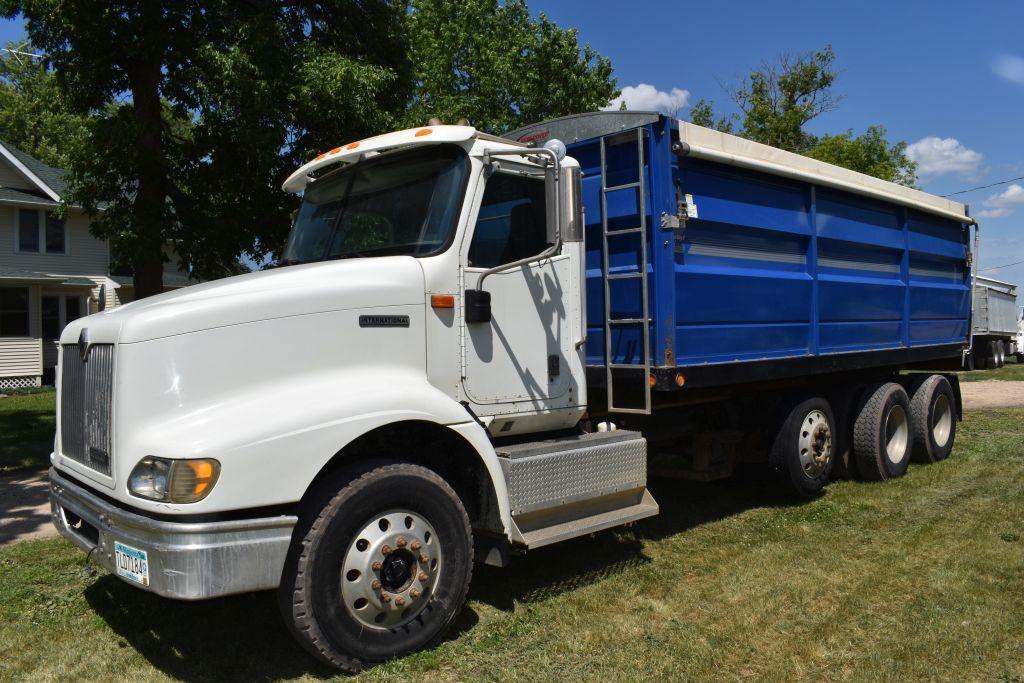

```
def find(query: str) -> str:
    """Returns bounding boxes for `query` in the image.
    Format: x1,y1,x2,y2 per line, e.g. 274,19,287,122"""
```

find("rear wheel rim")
797,409,832,478
884,404,909,465
931,393,952,448
341,510,442,630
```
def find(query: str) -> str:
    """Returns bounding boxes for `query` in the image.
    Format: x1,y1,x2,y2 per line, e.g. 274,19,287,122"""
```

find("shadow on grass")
83,464,801,680
0,405,55,472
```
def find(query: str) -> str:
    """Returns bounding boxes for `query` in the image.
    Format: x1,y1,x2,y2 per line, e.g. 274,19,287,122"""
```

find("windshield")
281,144,469,264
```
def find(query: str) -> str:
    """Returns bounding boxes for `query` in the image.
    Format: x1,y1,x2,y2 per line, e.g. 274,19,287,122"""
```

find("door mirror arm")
467,147,561,323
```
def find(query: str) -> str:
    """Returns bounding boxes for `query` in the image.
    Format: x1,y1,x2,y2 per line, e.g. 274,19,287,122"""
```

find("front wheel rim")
797,409,832,478
931,393,952,448
341,510,442,630
884,404,909,465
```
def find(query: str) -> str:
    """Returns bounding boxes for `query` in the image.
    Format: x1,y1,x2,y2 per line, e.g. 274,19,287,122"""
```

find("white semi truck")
50,114,976,670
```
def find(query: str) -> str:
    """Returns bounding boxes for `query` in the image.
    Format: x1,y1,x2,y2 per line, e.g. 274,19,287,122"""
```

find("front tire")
769,396,836,497
279,462,473,672
853,382,912,481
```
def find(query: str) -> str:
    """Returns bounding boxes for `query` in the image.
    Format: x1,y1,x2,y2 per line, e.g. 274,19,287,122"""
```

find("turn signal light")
431,295,455,309
128,456,221,504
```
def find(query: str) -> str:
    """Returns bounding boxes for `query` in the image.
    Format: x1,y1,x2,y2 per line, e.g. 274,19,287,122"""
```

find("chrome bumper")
49,468,298,600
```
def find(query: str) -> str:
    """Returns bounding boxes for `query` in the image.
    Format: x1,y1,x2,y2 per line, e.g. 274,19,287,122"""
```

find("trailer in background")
971,276,1019,368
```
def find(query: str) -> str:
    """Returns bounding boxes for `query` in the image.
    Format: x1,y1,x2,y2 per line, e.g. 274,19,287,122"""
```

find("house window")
18,209,39,252
45,214,66,253
0,287,30,337
41,295,60,340
15,210,67,254
41,294,83,341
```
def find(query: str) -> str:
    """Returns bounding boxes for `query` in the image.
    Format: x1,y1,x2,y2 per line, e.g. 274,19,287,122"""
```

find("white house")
0,142,192,389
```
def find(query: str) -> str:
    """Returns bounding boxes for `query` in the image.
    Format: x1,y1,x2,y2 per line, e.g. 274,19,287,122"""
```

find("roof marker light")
328,147,341,155
415,129,433,137
346,142,360,150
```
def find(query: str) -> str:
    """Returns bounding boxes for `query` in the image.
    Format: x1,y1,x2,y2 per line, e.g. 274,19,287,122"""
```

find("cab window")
468,173,549,268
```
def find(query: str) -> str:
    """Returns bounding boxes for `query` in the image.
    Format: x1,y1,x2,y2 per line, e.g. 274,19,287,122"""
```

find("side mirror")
561,165,583,242
465,289,491,323
545,163,559,245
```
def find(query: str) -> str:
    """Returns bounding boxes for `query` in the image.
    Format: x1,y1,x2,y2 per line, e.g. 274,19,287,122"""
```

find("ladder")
600,128,651,414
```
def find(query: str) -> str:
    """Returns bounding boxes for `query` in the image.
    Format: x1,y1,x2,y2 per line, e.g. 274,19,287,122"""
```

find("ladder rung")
608,363,650,370
604,227,643,236
603,181,641,193
607,272,643,280
608,318,648,324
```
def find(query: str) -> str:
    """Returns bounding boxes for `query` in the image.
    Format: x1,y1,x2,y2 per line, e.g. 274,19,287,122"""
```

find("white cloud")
906,137,983,178
978,183,1024,219
993,54,1024,85
604,84,690,116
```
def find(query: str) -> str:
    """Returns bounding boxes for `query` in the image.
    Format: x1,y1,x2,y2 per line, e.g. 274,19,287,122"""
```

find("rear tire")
909,375,957,463
986,340,999,369
279,461,473,672
853,382,912,481
769,396,836,497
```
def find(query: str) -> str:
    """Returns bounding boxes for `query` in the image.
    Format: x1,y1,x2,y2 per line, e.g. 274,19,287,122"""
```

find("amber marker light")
649,374,656,387
346,141,360,150
431,294,455,309
415,128,434,137
675,373,686,387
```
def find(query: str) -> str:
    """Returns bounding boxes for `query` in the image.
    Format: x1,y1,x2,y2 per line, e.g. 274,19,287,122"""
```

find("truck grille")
59,344,114,476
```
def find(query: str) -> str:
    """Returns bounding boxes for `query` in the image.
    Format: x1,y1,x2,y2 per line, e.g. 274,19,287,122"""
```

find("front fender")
119,367,493,515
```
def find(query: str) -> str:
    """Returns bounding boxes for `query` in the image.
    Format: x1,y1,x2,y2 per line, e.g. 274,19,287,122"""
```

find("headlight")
128,457,220,503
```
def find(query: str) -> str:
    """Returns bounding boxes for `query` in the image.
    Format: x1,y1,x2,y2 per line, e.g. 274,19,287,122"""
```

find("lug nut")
371,561,382,571
410,588,421,598
381,593,391,603
395,596,406,607
396,536,407,547
382,545,392,555
410,540,422,551
419,553,429,564
371,579,381,590
418,571,428,582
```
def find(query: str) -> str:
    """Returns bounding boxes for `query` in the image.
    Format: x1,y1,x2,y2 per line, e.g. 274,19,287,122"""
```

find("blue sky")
2,4,1023,286
531,0,1024,286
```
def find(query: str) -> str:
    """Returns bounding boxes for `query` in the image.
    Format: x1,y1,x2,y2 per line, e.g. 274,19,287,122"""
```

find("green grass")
0,389,54,473
960,355,1024,382
2,409,1023,681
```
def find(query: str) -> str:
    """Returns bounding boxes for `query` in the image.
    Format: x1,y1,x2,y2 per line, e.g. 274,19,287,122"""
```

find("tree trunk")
127,55,167,299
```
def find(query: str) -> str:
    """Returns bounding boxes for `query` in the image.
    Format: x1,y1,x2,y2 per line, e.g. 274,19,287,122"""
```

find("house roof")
0,142,67,195
0,268,99,287
0,186,60,207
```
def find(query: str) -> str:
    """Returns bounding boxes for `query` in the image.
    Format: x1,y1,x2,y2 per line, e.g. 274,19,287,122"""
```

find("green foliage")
405,0,617,134
689,46,917,186
0,1,412,295
808,126,917,187
0,42,87,168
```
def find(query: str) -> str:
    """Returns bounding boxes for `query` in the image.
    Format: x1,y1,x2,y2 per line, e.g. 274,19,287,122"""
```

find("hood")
62,257,426,345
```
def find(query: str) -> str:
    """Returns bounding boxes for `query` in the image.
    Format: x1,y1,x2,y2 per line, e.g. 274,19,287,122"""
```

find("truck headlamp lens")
128,457,220,503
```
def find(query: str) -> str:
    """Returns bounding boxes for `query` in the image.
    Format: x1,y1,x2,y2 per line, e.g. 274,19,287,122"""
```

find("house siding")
0,283,42,377
0,158,35,191
0,206,109,275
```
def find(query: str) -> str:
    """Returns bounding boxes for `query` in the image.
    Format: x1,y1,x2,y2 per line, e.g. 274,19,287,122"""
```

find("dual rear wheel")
771,374,957,496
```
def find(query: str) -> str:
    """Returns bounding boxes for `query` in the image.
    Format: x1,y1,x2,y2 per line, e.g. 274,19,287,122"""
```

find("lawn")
960,355,1024,382
0,389,55,473
1,409,1022,681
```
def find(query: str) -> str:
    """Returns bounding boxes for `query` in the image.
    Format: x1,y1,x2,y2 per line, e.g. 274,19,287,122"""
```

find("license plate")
114,541,150,587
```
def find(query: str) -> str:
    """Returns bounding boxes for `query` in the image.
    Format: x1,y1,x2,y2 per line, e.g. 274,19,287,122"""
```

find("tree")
688,46,917,186
405,0,617,134
0,42,87,168
2,1,411,297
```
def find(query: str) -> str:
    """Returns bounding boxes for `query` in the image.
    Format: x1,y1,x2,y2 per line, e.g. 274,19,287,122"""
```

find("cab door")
461,165,575,409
